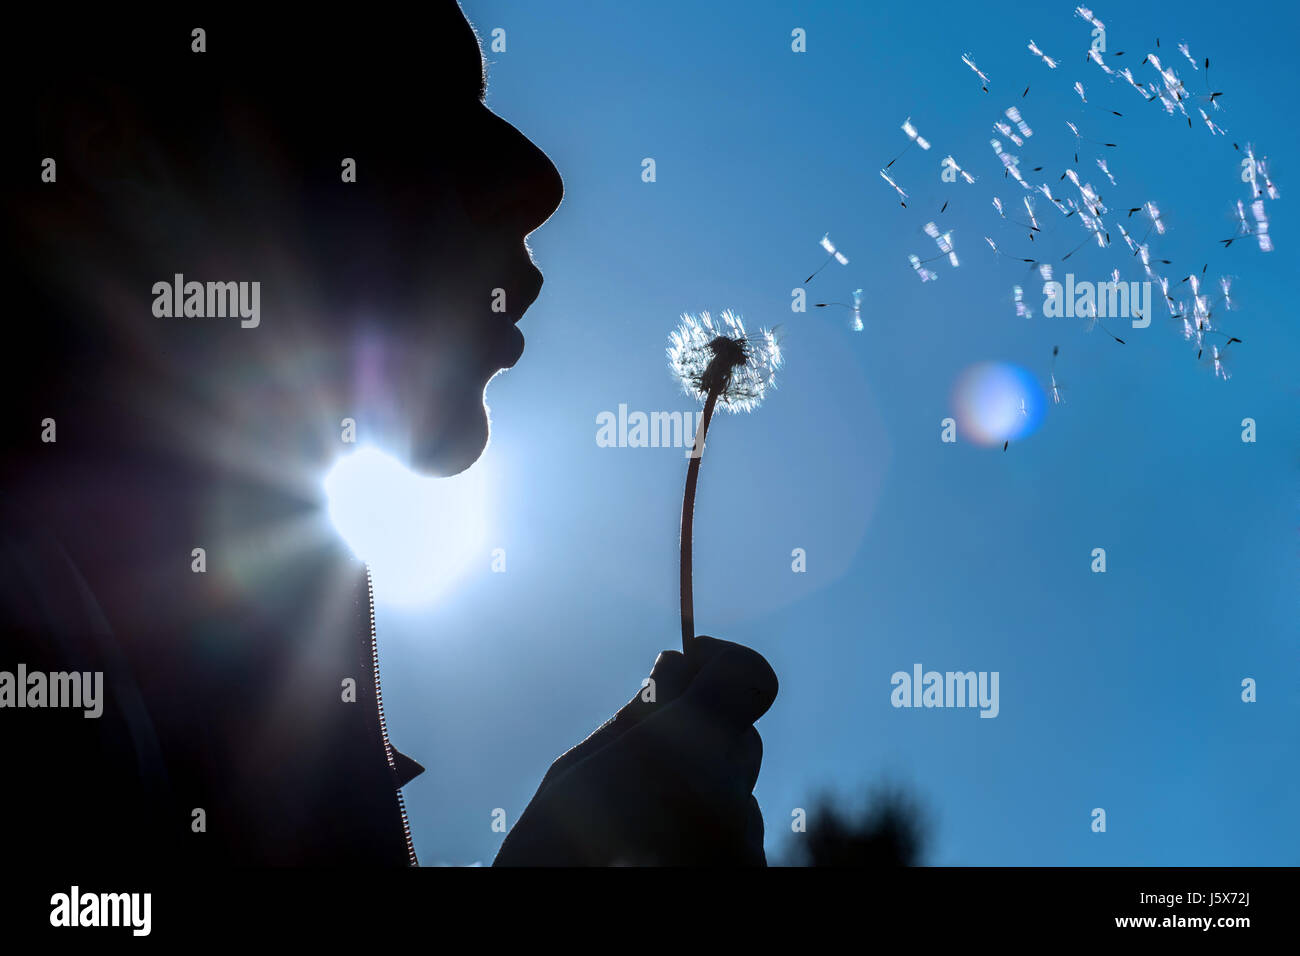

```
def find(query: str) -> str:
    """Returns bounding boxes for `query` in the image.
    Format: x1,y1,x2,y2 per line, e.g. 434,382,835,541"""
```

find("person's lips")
492,258,543,369
496,322,525,369
509,261,544,324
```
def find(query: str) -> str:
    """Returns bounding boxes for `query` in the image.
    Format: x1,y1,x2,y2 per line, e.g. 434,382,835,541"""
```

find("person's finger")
696,792,766,866
742,794,767,867
626,638,776,778
682,634,747,678
539,648,692,788
680,639,779,741
730,725,763,795
638,649,693,707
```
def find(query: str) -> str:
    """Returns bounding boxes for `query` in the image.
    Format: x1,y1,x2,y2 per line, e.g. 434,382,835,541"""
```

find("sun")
323,445,492,606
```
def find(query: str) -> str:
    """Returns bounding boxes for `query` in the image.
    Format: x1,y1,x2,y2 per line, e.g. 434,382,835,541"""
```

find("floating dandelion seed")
1205,342,1232,380
1146,202,1166,234
994,119,1024,149
806,233,850,283
908,253,938,282
813,288,865,332
1087,47,1115,76
901,117,931,150
1235,199,1251,234
923,221,959,268
850,289,864,331
961,52,990,91
1073,79,1123,116
886,117,932,168
1022,196,1040,236
1219,201,1251,249
1119,67,1148,99
1048,371,1065,404
879,169,909,207
1258,158,1280,200
1219,275,1235,311
1013,284,1033,318
1065,120,1117,163
944,155,976,184
1193,330,1242,363
668,310,783,653
1005,106,1033,139
1075,6,1104,32
1117,222,1136,253
984,236,1038,264
1048,346,1065,405
1027,39,1058,70
1080,293,1127,344
1251,199,1273,252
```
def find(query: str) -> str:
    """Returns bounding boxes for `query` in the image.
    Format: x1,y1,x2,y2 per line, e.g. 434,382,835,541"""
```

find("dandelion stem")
679,386,720,654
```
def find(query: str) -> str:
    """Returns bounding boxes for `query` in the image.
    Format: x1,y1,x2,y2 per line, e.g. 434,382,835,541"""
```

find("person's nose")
462,106,564,238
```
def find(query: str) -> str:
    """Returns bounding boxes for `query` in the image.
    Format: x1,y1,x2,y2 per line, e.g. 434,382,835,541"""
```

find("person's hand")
493,636,778,866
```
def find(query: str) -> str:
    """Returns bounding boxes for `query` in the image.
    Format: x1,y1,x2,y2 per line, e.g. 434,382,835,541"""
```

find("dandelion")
667,310,783,652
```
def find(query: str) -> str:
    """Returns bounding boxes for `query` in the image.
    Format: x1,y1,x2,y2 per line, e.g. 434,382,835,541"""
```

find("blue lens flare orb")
951,362,1046,447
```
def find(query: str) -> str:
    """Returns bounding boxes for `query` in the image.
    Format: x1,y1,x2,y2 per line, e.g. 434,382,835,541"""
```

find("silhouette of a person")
1,5,776,866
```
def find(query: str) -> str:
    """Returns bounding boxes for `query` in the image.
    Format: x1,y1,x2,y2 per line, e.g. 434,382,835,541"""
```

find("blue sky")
357,0,1298,864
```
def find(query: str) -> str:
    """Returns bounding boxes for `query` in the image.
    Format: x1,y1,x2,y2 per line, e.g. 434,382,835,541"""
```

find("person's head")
6,5,563,482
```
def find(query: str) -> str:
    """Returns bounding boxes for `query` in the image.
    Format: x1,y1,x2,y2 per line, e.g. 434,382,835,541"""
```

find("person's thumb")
681,636,778,738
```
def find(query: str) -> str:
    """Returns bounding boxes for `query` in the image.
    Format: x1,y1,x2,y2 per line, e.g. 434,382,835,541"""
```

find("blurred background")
331,0,1298,864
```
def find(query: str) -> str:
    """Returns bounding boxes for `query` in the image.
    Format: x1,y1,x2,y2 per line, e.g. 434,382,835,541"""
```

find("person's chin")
409,387,491,477
407,321,525,476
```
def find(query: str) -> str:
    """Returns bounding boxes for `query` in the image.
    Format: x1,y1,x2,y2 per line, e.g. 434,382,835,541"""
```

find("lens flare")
324,445,490,606
951,362,1046,447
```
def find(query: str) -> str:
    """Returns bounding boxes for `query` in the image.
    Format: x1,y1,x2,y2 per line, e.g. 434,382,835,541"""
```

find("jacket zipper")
365,562,418,867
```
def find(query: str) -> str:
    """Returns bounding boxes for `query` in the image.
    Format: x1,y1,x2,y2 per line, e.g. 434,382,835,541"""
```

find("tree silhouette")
783,785,929,867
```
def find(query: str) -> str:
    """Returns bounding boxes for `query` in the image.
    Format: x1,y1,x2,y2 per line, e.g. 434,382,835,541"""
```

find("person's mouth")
496,322,525,369
493,260,543,369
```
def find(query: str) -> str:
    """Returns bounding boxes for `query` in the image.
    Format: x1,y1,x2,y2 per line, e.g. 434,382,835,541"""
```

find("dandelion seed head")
667,309,783,413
